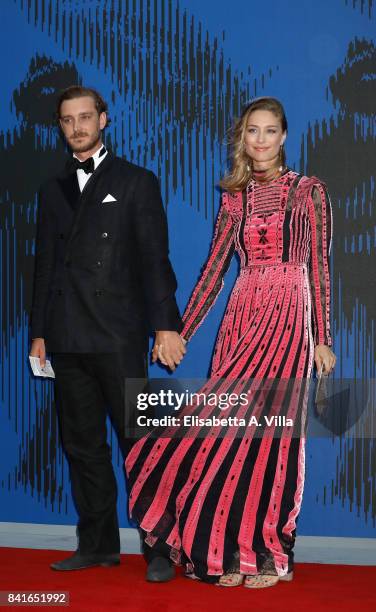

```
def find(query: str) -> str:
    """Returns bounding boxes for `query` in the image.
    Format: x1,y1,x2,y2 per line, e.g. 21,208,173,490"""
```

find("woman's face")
243,109,286,165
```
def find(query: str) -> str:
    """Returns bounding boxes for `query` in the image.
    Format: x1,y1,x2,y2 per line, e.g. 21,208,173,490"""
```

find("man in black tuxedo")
30,86,185,580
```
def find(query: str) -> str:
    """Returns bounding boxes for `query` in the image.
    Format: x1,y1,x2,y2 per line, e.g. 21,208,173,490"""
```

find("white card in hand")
29,356,55,378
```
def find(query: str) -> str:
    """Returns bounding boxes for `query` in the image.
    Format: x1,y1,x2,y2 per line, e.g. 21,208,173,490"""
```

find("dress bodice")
181,169,333,347
227,170,326,268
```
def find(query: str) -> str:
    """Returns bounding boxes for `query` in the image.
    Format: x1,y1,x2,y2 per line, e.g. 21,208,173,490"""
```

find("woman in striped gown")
125,97,336,588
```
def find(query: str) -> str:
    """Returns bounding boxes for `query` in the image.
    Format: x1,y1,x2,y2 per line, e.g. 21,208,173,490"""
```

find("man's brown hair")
56,85,111,127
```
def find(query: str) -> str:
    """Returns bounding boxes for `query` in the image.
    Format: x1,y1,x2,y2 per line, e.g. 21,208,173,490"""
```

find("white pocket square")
102,193,117,203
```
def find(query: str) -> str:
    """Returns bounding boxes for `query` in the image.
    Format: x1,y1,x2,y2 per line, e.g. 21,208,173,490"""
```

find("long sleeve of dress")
308,183,333,347
180,193,235,341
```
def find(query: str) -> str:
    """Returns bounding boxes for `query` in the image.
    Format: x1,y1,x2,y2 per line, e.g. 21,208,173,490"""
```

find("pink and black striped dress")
125,169,333,582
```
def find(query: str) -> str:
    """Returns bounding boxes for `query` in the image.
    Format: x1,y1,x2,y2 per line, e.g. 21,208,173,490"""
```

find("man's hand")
314,344,336,375
30,338,46,368
152,331,187,371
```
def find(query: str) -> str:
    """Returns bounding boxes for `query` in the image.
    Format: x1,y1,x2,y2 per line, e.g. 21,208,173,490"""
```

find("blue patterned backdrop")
0,0,375,537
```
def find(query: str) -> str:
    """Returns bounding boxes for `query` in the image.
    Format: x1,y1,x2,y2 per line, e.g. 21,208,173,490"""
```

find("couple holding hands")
30,85,335,588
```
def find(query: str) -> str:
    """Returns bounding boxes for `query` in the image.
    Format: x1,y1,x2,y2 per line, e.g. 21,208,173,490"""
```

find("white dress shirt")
73,146,108,192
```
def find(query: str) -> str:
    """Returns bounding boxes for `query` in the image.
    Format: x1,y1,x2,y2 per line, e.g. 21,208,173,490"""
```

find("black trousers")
53,348,149,556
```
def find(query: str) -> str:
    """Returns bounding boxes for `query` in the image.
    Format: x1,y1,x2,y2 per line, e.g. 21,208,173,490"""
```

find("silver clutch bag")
314,363,330,413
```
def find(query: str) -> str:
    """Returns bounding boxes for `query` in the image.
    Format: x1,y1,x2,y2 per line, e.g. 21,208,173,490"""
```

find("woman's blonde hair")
220,97,288,192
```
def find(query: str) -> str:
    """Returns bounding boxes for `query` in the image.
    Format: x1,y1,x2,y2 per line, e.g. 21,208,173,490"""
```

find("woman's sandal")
244,571,293,589
186,570,243,585
215,551,244,587
216,572,244,587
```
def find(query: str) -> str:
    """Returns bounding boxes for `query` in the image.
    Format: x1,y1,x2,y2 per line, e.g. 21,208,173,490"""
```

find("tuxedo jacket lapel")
57,171,81,210
63,153,114,262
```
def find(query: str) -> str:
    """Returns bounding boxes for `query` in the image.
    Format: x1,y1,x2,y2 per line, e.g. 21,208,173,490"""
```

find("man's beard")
69,132,101,154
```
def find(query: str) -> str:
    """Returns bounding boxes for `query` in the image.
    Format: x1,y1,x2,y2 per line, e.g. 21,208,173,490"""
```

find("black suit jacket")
31,152,182,352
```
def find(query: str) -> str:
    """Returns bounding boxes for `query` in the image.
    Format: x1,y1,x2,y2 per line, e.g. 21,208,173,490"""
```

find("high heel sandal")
216,551,244,587
217,572,244,587
244,571,293,589
186,569,243,585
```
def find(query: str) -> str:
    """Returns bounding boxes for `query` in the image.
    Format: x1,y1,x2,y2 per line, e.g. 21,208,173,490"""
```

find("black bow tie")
68,147,106,175
71,156,95,174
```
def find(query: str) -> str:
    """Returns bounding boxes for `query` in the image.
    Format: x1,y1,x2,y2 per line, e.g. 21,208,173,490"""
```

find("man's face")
59,96,106,154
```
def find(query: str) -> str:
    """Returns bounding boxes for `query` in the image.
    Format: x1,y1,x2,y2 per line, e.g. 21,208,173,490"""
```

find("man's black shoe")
146,556,175,582
50,551,120,571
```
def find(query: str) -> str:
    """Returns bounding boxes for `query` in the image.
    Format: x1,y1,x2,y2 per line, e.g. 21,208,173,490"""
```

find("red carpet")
0,548,375,611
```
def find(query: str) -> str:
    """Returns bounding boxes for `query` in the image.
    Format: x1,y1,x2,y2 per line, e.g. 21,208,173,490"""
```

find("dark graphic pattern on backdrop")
344,0,374,18
301,37,376,524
